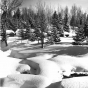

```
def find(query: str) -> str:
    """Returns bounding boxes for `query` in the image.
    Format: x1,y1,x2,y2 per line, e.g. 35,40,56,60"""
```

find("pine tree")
13,8,22,29
51,11,59,29
17,29,25,43
70,5,77,29
51,27,60,43
63,6,69,32
84,15,88,37
73,25,85,44
58,12,64,35
50,11,60,43
70,15,76,28
63,13,69,32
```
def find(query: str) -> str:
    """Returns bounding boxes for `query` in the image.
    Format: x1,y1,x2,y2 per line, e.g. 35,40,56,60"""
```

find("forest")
0,0,88,48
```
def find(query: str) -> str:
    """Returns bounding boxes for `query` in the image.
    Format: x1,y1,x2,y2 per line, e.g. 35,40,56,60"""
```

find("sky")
21,0,88,13
0,0,88,13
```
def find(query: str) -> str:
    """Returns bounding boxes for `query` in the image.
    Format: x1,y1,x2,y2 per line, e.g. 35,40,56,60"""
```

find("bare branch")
8,0,23,11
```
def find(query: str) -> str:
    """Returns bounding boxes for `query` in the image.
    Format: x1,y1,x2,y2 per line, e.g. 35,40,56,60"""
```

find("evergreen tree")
13,8,22,29
19,29,24,38
14,8,21,19
63,13,69,32
63,6,69,32
84,15,88,37
70,15,75,27
51,11,59,29
58,12,64,35
50,11,61,43
51,27,60,43
76,8,83,27
70,5,77,29
73,25,85,44
17,29,25,43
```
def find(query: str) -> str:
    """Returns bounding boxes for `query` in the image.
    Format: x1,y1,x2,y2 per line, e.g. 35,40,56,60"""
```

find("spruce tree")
58,13,64,35
51,11,59,29
84,15,88,37
63,13,69,32
51,11,60,43
73,25,85,44
70,15,75,28
51,27,60,43
63,6,69,32
13,8,22,29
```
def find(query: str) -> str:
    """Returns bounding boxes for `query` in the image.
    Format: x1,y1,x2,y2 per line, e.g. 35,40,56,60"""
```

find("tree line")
1,0,88,48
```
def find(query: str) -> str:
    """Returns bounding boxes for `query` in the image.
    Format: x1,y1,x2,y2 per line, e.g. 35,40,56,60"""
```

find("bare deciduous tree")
1,0,23,46
35,1,47,48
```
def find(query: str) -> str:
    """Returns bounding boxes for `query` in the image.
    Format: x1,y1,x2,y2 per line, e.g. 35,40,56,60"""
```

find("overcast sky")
0,0,88,13
22,0,88,12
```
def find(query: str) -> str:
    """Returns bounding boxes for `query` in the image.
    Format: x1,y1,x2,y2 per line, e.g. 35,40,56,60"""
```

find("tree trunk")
41,37,44,48
1,23,8,46
1,11,8,46
4,23,8,46
73,26,75,30
38,38,40,44
40,32,44,48
1,41,9,51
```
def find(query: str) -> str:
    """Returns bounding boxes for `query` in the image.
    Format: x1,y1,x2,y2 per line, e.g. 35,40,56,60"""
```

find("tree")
70,5,77,29
14,8,21,19
63,6,69,32
45,5,53,24
70,15,76,28
13,8,23,29
76,7,83,27
50,27,60,44
58,12,64,35
35,1,47,48
82,13,87,26
1,0,23,46
27,8,36,28
19,29,24,43
84,15,88,37
73,25,85,44
51,11,59,29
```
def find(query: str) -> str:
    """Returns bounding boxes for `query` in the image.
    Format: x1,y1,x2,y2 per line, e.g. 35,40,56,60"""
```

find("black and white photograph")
0,0,88,88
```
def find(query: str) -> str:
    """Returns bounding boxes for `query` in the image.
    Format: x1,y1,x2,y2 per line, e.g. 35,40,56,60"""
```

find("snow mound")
5,74,51,88
0,50,21,78
20,58,63,83
61,76,88,88
49,55,88,76
16,64,31,73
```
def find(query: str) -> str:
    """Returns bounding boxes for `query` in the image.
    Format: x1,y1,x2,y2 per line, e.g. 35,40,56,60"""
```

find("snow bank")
0,50,22,78
49,54,88,76
4,74,52,88
61,76,88,88
20,58,63,83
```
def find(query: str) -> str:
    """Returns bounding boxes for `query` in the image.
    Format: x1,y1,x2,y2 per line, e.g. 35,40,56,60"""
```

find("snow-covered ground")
7,36,74,43
0,36,88,88
60,37,74,43
0,50,21,78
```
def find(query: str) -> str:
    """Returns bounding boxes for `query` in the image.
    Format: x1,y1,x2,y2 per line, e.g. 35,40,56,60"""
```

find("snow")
0,50,21,78
0,36,88,88
49,54,88,76
60,37,74,43
61,76,88,88
6,30,14,34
